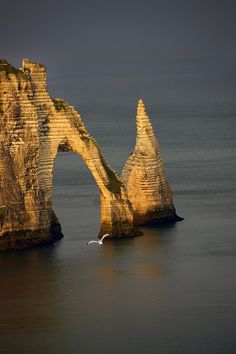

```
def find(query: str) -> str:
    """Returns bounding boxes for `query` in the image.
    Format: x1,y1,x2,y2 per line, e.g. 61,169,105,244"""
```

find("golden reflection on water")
0,225,175,336
99,262,167,280
135,263,167,278
0,246,61,333
98,227,174,280
100,266,120,279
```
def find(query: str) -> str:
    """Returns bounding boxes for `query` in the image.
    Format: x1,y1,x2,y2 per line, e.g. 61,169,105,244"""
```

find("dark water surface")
1,81,236,353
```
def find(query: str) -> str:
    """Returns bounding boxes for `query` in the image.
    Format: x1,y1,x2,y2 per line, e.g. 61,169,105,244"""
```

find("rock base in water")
99,228,143,239
0,59,183,251
134,208,184,225
0,223,63,251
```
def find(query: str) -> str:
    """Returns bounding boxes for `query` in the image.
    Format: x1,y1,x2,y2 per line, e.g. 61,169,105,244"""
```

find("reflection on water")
1,97,236,354
97,225,177,280
135,263,167,278
1,209,236,354
0,247,61,335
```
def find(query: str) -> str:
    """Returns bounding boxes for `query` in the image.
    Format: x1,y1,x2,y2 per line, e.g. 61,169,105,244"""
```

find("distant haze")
1,0,235,108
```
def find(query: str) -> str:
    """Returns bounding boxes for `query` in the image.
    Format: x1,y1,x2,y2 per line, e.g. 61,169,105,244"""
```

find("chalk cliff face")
0,59,136,250
121,99,182,224
0,59,182,250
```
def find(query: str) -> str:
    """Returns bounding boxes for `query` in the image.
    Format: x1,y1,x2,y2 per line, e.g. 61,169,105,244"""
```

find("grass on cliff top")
53,99,67,111
0,59,25,79
0,59,19,74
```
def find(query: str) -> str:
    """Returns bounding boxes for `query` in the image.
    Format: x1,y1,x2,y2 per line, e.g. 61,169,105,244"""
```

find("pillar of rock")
121,99,182,225
0,59,136,250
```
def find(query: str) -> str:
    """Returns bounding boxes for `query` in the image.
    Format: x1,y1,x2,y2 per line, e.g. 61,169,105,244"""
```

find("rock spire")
0,60,182,251
121,99,182,224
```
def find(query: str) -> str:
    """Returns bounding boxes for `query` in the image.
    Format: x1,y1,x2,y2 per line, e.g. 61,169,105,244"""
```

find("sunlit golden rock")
0,59,182,251
0,59,137,250
121,99,182,224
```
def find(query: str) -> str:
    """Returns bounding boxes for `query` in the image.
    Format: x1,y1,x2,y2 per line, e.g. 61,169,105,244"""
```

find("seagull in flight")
87,233,110,245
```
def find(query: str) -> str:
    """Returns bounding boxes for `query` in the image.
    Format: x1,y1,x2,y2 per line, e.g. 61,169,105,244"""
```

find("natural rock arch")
0,59,136,250
0,58,182,251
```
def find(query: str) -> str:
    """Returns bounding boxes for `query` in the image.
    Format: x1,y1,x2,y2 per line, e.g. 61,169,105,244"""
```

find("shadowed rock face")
121,99,183,225
0,59,182,251
0,59,137,250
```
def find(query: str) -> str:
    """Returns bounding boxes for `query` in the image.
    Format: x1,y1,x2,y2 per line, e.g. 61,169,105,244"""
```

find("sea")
0,74,235,354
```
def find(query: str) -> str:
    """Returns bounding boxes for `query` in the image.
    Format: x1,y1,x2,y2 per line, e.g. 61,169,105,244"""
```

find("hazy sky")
1,0,235,106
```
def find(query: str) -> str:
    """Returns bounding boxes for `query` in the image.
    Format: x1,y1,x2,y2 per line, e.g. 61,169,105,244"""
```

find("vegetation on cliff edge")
0,59,26,80
53,99,67,111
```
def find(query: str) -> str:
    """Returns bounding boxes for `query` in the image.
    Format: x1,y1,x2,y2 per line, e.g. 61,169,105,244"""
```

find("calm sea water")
0,77,236,354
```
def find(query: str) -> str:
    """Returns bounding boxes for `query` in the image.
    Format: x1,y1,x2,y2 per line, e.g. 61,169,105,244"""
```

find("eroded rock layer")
0,59,136,250
121,99,182,224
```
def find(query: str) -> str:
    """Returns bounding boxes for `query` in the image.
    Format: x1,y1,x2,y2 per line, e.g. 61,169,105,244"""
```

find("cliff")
0,59,136,250
0,59,182,251
121,99,183,224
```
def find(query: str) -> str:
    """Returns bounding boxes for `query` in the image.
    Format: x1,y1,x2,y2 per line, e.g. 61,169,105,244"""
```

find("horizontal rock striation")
0,59,182,251
121,99,183,225
0,59,137,250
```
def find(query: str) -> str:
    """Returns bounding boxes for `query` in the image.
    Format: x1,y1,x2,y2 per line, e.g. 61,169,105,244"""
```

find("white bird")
87,233,110,245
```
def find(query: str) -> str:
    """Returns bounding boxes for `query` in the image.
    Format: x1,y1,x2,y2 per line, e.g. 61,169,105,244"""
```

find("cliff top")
0,59,21,74
0,59,46,78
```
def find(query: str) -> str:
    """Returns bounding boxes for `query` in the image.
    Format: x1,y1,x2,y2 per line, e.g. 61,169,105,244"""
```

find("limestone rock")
121,99,182,224
0,59,182,251
0,59,137,250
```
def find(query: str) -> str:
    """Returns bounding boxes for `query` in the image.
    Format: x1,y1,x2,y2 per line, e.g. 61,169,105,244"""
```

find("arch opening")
52,151,100,242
